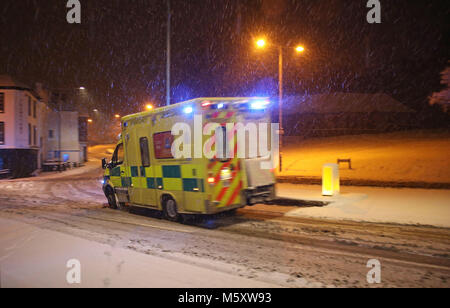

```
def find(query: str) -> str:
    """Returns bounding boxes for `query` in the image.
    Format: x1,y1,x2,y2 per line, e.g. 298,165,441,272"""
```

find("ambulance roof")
121,97,269,122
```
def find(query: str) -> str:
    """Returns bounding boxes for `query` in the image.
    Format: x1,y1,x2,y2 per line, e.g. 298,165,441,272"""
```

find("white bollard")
322,163,340,196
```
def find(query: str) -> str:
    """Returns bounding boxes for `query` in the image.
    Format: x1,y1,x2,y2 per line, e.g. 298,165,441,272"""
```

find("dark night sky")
0,0,448,116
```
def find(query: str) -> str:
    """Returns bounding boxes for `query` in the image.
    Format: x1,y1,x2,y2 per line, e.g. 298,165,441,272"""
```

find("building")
283,93,416,138
46,110,88,164
35,82,52,168
0,75,88,178
0,75,43,177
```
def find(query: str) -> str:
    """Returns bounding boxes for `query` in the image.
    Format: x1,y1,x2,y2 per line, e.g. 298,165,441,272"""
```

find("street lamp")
254,38,306,172
295,45,305,53
256,39,266,49
145,104,154,111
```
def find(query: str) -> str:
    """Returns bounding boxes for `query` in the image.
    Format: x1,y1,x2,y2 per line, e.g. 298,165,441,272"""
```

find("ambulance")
101,97,276,222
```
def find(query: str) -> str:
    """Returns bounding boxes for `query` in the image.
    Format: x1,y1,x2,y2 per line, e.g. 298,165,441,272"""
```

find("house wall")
0,89,17,148
0,88,41,176
14,91,39,149
37,101,50,168
0,89,40,149
47,111,84,164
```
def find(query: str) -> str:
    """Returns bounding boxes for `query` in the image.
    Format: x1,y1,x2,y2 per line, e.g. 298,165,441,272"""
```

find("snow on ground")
279,130,450,184
8,145,114,182
277,183,450,228
0,217,279,288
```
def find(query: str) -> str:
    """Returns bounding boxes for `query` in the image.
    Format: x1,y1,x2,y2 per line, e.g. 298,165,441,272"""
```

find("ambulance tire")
163,196,180,222
106,188,117,209
106,188,124,210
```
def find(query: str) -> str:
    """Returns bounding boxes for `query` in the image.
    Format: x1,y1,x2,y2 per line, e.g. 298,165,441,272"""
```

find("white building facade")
0,75,43,177
0,75,88,177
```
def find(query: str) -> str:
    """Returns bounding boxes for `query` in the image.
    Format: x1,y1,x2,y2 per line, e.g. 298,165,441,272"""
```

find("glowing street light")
114,114,120,119
256,39,266,49
79,86,86,90
251,37,306,172
87,119,93,123
145,104,154,111
295,45,305,53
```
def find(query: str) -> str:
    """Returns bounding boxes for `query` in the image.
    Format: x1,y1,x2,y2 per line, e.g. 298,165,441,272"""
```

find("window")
28,123,31,145
33,101,36,118
49,130,54,139
0,93,4,113
139,137,150,167
78,117,88,142
28,97,31,116
112,143,124,166
33,126,37,146
216,126,228,159
0,122,4,145
153,132,174,159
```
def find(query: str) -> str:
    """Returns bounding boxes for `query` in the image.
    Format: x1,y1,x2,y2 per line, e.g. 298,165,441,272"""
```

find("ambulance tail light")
201,101,211,108
207,173,215,185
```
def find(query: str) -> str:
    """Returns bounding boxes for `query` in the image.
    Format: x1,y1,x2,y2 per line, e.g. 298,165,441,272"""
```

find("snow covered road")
0,155,449,287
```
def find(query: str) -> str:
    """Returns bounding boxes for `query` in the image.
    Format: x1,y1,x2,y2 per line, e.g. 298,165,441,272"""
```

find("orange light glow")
295,45,305,53
207,177,215,184
145,104,154,111
114,114,120,118
256,39,266,48
87,119,93,123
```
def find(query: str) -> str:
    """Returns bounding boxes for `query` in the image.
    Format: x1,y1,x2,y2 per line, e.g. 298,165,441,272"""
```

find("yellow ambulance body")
102,97,276,221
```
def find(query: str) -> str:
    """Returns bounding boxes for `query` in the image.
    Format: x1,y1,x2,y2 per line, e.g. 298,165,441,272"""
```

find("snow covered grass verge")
279,130,450,186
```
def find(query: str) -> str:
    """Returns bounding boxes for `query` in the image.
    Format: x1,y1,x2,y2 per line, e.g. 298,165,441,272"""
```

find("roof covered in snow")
284,93,415,114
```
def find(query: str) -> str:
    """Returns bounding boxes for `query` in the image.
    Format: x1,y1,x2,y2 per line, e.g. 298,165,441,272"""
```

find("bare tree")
430,64,450,113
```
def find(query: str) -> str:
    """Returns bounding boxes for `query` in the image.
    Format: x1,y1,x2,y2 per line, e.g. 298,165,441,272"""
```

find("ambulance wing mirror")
101,158,108,169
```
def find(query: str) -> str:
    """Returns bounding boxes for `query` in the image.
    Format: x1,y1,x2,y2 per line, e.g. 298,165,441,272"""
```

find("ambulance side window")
140,137,150,167
112,143,124,166
153,131,174,159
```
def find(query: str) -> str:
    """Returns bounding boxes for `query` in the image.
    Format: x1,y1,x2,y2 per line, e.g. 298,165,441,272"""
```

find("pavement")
0,217,279,288
276,183,450,228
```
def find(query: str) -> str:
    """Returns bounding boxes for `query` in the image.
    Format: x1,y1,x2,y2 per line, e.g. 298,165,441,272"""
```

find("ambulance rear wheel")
163,197,179,222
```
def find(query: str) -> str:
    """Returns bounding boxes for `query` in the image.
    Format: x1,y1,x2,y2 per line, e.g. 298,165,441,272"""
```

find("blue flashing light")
217,103,224,109
250,100,270,110
183,106,193,114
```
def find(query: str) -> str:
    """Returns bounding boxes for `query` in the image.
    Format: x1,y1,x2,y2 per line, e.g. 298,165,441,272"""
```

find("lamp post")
255,39,305,172
166,0,171,106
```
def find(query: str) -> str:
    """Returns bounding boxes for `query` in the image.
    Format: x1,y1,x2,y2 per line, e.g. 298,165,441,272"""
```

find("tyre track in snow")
1,168,449,287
